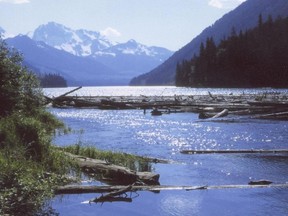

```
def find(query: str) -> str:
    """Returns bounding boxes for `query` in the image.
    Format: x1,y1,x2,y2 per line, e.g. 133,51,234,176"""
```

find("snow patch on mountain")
31,22,116,57
30,22,172,60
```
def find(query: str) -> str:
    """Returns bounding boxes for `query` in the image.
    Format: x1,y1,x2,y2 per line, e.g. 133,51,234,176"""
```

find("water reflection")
160,194,201,216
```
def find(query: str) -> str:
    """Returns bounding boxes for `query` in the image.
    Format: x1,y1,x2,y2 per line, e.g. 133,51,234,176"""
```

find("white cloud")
100,27,121,38
209,0,223,9
0,0,30,4
208,0,246,9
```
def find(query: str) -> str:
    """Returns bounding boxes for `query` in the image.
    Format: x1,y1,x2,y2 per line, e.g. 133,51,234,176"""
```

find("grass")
62,143,153,172
0,111,73,216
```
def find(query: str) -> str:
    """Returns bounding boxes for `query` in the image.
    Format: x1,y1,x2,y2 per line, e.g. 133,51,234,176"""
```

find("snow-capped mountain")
95,39,170,59
6,35,120,86
32,22,115,57
2,22,173,85
30,22,173,79
31,22,172,60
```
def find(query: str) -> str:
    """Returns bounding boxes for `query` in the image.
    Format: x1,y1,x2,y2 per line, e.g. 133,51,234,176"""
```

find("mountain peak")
30,22,173,60
127,39,137,44
5,22,173,86
31,22,113,56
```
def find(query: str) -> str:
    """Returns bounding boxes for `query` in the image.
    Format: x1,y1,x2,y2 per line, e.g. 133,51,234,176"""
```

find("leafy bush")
0,150,71,216
0,38,70,215
0,41,43,117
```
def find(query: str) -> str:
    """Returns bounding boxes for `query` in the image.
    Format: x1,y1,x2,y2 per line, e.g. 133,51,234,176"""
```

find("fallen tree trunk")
199,109,229,119
252,111,288,120
180,149,288,154
65,153,160,185
55,183,288,195
55,86,82,99
89,185,133,203
44,86,82,105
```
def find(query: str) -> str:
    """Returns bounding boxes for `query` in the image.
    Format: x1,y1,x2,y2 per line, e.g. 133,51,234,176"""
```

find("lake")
46,86,288,216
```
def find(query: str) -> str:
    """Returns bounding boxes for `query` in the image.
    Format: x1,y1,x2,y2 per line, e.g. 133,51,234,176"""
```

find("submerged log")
91,196,132,203
65,153,160,185
89,185,133,203
180,149,288,154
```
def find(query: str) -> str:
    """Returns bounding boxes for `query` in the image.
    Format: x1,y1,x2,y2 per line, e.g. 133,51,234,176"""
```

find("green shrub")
0,153,50,215
0,39,71,215
0,112,63,162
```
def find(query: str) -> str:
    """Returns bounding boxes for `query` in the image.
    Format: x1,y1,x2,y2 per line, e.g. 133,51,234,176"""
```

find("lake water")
46,87,288,216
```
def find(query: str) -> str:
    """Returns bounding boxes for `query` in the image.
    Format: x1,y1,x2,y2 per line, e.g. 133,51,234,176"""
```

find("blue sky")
0,0,246,50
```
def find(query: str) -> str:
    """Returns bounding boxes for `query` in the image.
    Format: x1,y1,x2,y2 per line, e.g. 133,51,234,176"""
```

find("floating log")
45,92,288,121
247,100,288,107
252,111,288,120
73,99,100,108
248,180,273,185
151,108,162,116
212,109,229,118
55,183,288,195
180,149,288,154
199,109,229,119
65,153,160,185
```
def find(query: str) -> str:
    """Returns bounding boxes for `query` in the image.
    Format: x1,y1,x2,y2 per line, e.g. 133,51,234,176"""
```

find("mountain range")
3,22,173,86
130,0,288,86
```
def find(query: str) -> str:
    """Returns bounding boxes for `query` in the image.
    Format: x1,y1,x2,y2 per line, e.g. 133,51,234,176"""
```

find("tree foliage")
0,39,68,215
176,15,288,87
0,40,43,116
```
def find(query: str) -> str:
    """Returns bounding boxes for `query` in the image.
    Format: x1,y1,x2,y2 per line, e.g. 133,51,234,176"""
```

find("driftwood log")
89,185,133,203
180,149,288,154
252,111,288,120
55,182,288,195
44,86,82,105
46,90,288,120
199,109,229,119
66,153,160,185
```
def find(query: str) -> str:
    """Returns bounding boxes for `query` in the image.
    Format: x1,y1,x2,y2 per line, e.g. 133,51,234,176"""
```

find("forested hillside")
39,73,67,88
130,0,288,86
176,15,288,88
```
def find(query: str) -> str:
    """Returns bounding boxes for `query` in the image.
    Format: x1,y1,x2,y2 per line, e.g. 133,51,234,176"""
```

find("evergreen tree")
175,15,288,88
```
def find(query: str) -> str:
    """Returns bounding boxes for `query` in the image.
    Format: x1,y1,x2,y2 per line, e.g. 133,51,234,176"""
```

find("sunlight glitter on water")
50,111,288,216
44,86,288,97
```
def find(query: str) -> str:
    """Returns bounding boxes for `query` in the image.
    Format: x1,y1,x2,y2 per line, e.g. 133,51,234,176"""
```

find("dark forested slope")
130,0,288,86
176,16,288,87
